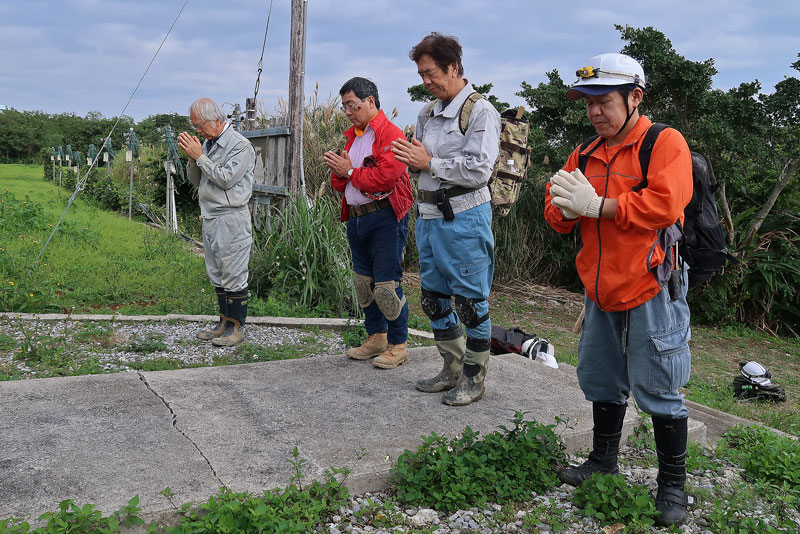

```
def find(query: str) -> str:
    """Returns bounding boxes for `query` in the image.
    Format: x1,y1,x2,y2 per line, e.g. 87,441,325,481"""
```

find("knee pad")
454,295,489,328
421,288,452,321
374,280,407,321
353,273,374,308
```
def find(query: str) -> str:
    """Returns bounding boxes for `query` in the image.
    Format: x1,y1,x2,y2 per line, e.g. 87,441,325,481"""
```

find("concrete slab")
0,346,704,523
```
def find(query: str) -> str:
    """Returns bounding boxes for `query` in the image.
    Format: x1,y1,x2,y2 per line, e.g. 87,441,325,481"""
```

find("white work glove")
548,172,579,219
549,169,603,218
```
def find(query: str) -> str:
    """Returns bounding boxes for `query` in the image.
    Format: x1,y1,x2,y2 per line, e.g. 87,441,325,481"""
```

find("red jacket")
331,110,413,222
544,116,693,311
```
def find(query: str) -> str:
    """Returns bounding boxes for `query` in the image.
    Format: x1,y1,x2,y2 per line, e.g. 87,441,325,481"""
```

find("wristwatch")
347,168,354,178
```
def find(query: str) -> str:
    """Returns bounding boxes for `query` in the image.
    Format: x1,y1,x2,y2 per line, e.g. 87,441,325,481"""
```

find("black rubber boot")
653,416,694,526
416,324,464,393
197,287,228,340
558,402,627,486
212,290,248,347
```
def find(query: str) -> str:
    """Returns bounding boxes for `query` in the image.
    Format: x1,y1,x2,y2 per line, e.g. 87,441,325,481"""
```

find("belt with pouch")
417,186,482,205
348,198,391,218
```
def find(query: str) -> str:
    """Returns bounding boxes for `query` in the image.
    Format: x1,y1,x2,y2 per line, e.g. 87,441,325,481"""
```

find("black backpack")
577,123,733,288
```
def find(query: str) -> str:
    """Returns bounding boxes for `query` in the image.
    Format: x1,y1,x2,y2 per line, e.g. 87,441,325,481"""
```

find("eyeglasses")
191,119,209,130
341,98,365,112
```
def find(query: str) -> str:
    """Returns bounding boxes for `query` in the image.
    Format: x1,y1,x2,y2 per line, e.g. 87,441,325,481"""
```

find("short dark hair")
409,32,464,76
339,77,380,110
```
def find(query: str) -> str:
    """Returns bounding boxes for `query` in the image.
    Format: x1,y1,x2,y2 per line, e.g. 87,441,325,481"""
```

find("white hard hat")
567,53,646,101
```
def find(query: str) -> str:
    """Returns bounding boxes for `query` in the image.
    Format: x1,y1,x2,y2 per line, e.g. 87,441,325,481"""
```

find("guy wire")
34,0,191,267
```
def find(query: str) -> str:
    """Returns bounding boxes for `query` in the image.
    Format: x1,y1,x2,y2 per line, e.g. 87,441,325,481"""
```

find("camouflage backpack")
423,93,530,217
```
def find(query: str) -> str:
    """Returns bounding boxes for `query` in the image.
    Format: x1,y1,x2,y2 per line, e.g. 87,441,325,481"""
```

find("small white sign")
66,155,71,162
50,156,54,161
57,155,61,162
103,153,109,163
87,157,92,165
126,150,132,162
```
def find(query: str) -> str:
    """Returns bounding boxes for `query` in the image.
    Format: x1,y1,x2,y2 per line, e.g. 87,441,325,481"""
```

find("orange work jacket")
544,116,693,312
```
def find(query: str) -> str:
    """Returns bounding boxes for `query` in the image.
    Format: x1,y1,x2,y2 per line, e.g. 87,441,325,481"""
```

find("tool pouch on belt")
435,188,455,221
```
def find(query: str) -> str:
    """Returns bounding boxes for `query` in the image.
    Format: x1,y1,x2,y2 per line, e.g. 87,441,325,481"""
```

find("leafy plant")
0,496,153,534
717,424,800,498
163,447,350,534
390,412,568,512
572,473,659,530
249,195,357,317
123,332,168,353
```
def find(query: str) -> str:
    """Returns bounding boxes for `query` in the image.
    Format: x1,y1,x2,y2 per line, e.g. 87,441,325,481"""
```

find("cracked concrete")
136,371,224,487
1,346,708,523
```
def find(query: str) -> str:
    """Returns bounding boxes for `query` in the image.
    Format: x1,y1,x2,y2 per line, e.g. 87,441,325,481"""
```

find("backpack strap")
633,122,671,192
458,92,485,134
419,92,486,136
577,135,602,174
419,100,436,132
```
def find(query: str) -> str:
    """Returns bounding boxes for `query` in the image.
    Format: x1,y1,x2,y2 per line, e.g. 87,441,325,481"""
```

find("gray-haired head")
339,77,380,110
189,98,227,123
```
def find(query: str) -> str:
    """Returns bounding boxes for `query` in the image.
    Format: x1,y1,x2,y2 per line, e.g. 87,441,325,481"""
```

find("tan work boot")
196,316,227,340
373,342,408,369
347,332,388,360
211,320,244,347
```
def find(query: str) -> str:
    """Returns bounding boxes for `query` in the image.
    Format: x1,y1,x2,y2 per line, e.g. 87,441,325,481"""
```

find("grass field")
0,164,212,315
1,163,798,436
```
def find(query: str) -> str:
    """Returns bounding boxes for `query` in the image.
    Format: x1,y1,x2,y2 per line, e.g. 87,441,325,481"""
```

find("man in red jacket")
544,54,695,527
324,77,414,369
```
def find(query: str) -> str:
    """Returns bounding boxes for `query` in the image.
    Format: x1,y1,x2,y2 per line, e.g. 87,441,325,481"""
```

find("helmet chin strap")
615,100,638,137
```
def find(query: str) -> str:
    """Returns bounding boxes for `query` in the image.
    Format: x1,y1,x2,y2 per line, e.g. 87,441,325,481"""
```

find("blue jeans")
416,202,494,340
347,208,409,344
577,269,692,418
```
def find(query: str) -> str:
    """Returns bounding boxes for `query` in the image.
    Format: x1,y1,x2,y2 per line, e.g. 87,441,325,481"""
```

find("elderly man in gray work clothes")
177,97,256,347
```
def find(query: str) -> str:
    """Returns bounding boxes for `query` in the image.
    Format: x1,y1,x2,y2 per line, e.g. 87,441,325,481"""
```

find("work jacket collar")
436,80,474,117
344,109,388,141
581,115,654,158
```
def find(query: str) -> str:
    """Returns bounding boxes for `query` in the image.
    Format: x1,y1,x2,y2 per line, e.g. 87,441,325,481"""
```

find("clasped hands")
549,169,603,219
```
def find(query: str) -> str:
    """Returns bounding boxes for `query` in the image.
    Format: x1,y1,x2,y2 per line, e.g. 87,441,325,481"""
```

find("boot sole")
373,357,408,369
347,351,385,360
196,331,224,340
415,381,457,393
442,386,485,406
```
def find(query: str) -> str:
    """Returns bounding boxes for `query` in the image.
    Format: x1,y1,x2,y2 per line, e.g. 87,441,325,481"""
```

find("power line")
34,0,191,266
253,0,274,103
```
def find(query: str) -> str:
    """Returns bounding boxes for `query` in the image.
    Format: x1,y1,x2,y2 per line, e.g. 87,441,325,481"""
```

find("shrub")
249,195,357,317
390,412,568,512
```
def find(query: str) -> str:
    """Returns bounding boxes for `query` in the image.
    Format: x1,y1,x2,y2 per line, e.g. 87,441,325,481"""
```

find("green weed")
0,496,153,534
572,473,659,531
123,333,168,353
162,447,350,534
390,412,568,512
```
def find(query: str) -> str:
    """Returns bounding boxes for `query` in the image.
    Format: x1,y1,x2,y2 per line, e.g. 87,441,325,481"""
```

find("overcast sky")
2,0,799,130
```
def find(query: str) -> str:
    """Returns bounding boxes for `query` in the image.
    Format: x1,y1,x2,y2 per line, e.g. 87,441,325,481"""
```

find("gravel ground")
322,445,799,533
0,318,349,378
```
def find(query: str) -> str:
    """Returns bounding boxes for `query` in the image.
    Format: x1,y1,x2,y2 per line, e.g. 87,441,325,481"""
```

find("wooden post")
288,0,307,196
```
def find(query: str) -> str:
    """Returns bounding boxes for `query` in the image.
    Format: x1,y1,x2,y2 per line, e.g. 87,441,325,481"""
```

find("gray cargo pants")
202,208,252,293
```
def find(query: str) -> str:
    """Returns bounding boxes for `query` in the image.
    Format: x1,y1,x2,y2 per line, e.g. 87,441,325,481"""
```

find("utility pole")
288,0,307,196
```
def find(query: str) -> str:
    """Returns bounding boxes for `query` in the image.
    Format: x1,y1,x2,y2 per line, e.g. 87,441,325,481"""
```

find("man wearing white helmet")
544,53,695,526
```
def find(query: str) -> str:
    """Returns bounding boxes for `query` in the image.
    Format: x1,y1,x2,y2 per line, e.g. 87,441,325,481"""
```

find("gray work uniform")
187,124,256,292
